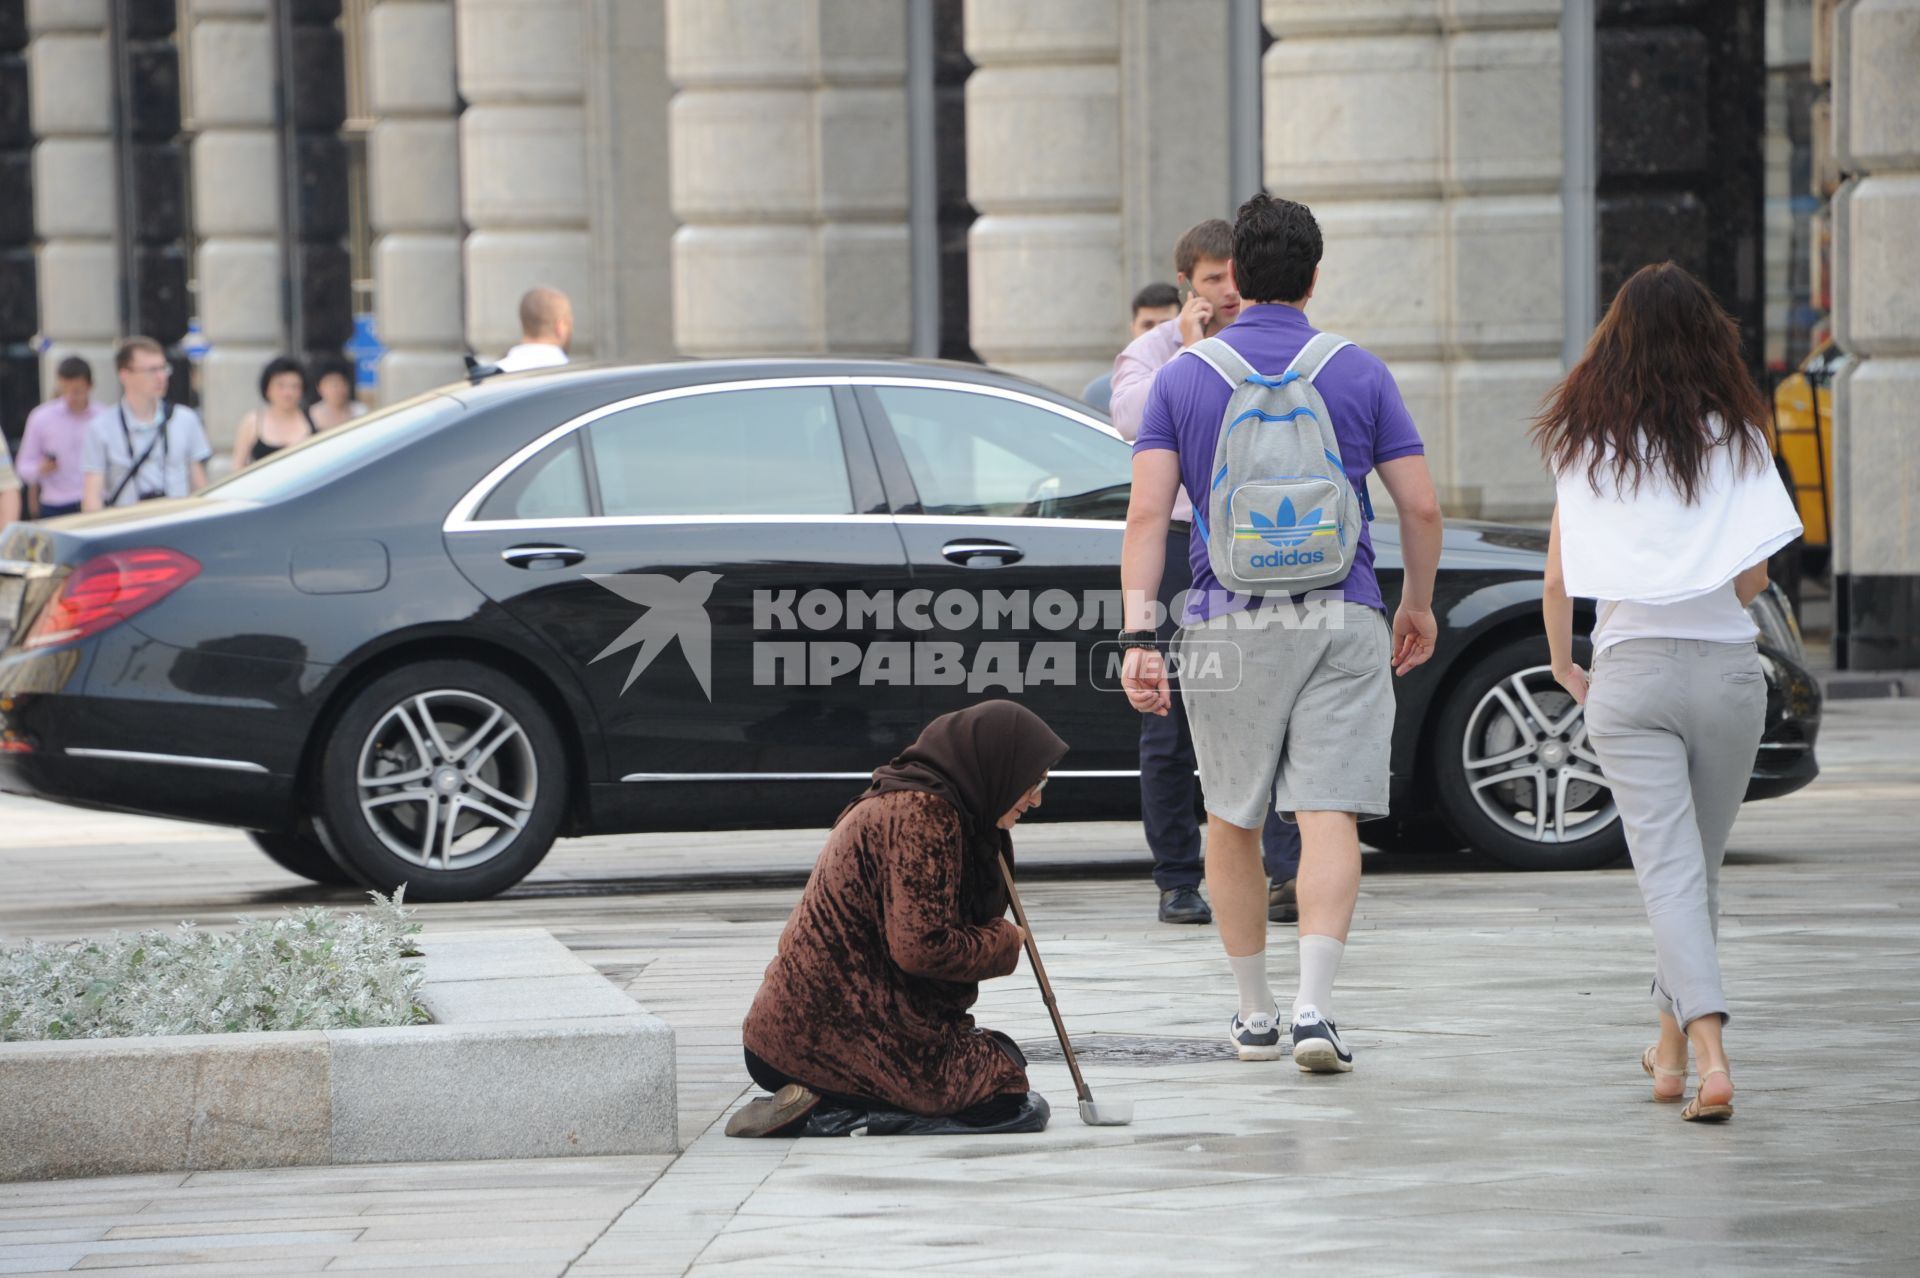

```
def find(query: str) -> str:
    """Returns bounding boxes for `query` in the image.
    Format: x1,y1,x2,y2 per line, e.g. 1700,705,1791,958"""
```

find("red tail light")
22,548,201,650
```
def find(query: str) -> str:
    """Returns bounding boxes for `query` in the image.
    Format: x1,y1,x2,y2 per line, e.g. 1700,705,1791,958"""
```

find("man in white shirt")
495,287,573,372
81,337,212,511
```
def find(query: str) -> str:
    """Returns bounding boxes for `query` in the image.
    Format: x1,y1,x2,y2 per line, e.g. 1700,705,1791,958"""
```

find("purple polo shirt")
1135,303,1425,621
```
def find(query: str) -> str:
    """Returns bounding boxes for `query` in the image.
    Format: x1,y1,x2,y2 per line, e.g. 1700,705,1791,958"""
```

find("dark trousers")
35,501,80,519
1144,535,1300,892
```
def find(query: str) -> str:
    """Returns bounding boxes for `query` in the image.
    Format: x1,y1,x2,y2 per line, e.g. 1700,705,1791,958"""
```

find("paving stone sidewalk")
2,700,1916,1276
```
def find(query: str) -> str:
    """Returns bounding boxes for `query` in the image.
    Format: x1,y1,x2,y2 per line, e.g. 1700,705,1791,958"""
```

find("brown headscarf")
839,700,1069,922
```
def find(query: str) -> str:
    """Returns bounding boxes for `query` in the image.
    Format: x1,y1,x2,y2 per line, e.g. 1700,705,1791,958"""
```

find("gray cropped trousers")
1584,637,1767,1027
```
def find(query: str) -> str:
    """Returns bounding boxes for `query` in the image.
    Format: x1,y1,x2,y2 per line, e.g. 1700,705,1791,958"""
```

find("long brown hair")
1533,262,1772,504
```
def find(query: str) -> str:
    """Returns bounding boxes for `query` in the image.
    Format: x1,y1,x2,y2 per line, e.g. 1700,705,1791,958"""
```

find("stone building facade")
5,1,1912,662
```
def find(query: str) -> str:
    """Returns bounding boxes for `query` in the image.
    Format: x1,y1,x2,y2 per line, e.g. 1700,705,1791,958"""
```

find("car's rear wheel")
1432,636,1628,871
247,826,359,887
314,659,567,902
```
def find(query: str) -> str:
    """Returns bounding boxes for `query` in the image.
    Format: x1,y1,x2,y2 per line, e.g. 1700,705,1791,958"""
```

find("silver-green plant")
0,889,429,1041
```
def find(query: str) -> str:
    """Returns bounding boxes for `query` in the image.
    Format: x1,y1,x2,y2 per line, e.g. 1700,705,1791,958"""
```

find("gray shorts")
1175,601,1394,829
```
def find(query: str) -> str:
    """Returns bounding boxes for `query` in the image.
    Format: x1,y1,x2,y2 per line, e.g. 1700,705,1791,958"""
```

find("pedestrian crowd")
0,287,570,525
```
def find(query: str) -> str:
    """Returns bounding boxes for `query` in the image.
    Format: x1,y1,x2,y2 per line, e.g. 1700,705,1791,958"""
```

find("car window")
870,386,1132,521
201,394,465,503
476,434,591,521
589,386,852,516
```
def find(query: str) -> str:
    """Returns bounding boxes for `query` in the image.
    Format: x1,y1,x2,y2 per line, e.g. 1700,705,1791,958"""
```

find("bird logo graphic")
587,571,721,699
1246,496,1328,548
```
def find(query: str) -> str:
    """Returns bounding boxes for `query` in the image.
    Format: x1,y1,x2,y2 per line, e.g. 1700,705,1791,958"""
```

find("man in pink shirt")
1106,219,1303,929
16,356,105,518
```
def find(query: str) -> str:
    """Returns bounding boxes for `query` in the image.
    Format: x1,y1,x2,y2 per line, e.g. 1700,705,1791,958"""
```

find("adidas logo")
1245,497,1331,568
1248,497,1325,548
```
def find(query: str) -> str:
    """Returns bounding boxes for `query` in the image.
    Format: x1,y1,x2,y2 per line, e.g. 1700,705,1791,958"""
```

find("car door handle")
942,539,1024,567
501,544,585,570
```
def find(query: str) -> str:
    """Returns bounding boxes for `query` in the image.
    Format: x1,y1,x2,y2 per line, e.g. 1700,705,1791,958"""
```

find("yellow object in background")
1772,344,1842,553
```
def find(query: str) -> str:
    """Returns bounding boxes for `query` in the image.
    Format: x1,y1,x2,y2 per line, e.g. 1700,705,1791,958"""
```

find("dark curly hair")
1230,194,1322,304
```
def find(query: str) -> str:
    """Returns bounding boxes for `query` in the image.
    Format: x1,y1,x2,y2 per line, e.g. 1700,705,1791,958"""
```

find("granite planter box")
0,928,675,1181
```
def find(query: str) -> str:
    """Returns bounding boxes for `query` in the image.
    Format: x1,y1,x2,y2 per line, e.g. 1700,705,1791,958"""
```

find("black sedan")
0,359,1821,899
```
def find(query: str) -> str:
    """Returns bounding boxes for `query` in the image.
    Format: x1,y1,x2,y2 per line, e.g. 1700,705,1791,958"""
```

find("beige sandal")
1641,1044,1687,1103
1681,1067,1734,1122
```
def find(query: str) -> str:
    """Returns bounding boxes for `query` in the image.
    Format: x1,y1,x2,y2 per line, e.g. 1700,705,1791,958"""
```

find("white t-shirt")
495,343,569,373
1592,582,1756,654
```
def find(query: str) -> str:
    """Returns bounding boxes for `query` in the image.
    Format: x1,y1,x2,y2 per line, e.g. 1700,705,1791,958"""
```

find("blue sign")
181,320,211,361
345,313,386,390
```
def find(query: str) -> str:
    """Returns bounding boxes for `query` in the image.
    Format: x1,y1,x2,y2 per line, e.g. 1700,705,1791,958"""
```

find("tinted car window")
589,386,851,516
871,386,1132,520
477,435,590,521
201,394,466,503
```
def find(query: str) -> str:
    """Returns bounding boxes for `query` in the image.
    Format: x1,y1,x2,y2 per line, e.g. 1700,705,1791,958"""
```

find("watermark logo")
590,574,1344,697
588,571,719,699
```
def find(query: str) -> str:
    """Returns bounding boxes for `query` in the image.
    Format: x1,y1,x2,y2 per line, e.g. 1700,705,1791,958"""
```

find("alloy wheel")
355,689,537,871
1459,666,1616,845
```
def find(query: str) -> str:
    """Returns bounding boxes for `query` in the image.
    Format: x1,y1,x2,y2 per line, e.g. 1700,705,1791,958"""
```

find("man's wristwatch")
1117,629,1160,652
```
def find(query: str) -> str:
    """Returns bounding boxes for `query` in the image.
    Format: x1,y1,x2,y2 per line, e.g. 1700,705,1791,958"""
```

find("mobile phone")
1179,278,1193,307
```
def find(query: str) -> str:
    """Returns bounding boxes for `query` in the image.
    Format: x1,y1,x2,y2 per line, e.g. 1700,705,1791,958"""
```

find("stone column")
185,0,284,448
584,0,674,362
963,0,1120,392
456,0,594,361
1830,0,1920,668
27,0,119,400
1262,1,1564,520
365,0,464,399
1118,0,1234,305
1442,1,1563,520
667,0,909,358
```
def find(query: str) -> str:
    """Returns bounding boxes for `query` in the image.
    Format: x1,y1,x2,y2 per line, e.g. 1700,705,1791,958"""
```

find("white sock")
1227,951,1275,1021
1293,934,1345,1022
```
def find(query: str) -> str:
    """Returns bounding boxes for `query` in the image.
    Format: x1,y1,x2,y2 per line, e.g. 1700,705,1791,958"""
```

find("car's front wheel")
1432,636,1628,871
247,825,359,887
314,659,568,902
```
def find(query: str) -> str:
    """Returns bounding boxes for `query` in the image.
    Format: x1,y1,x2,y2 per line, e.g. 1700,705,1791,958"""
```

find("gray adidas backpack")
1182,331,1374,597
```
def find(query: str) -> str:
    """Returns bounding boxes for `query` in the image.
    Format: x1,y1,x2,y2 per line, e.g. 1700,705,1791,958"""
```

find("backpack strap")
1182,336,1255,387
1284,332,1352,382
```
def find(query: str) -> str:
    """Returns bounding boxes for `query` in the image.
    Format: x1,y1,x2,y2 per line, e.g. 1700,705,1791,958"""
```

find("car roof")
445,356,1101,417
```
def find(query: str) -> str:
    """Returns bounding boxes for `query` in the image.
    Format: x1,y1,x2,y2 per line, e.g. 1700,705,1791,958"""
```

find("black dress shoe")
1158,885,1213,924
1267,877,1298,924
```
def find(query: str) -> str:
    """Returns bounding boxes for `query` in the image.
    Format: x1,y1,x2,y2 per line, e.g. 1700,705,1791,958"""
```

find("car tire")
1359,815,1459,856
314,659,568,902
247,826,361,887
1432,635,1628,871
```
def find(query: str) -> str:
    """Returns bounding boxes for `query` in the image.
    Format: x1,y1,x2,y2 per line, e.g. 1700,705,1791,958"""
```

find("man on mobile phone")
1106,220,1302,928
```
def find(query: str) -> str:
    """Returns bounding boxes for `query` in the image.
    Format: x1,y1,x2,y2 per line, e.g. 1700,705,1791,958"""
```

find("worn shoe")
725,1083,821,1138
1267,878,1298,924
1158,885,1213,925
1228,1007,1288,1061
1291,1006,1354,1073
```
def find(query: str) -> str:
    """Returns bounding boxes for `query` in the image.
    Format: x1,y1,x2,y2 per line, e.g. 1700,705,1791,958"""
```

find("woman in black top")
230,356,317,469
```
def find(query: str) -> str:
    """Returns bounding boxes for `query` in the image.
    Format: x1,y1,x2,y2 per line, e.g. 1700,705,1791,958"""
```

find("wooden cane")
997,852,1092,1104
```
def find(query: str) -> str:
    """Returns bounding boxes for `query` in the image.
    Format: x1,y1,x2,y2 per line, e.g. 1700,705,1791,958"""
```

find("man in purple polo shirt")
1119,194,1444,1073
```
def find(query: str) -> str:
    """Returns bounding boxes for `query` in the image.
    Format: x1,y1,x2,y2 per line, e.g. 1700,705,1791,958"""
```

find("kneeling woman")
730,700,1067,1138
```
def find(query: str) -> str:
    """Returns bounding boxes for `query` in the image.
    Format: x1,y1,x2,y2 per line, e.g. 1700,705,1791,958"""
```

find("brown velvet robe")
742,789,1030,1116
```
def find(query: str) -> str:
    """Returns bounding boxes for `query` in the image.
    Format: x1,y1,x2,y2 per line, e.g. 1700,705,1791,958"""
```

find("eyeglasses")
129,364,170,376
1032,776,1048,794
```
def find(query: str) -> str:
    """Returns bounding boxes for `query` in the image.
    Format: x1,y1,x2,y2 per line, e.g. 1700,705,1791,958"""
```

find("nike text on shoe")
1291,1007,1354,1074
1229,1008,1288,1062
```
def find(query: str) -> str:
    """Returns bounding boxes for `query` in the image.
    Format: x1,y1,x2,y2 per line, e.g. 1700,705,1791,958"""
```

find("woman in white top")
1538,263,1802,1124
